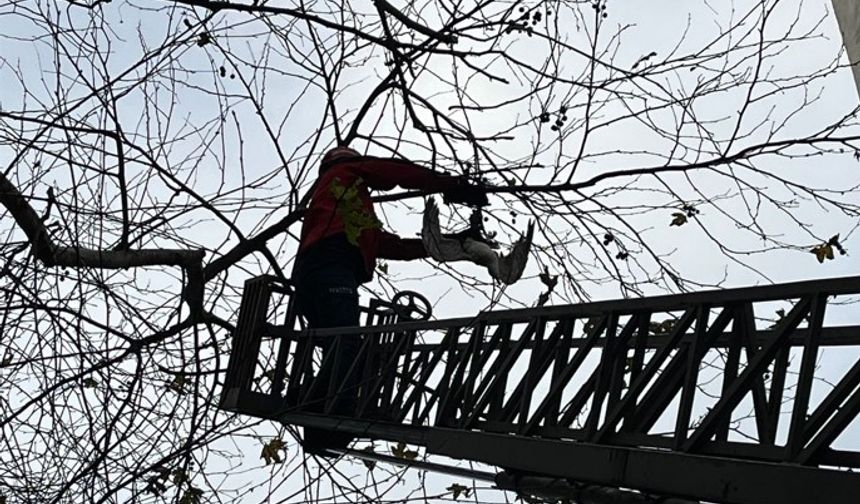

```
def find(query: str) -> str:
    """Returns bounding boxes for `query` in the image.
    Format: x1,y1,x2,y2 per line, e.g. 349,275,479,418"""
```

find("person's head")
320,146,359,173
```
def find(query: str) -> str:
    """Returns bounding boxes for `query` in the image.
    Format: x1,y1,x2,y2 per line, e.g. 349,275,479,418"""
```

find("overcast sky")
1,0,859,502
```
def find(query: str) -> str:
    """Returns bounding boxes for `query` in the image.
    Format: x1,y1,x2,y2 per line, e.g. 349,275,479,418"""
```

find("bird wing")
462,238,498,269
493,221,534,284
422,198,470,262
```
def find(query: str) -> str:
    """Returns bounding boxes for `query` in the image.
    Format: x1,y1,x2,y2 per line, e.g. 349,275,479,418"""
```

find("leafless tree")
1,0,858,502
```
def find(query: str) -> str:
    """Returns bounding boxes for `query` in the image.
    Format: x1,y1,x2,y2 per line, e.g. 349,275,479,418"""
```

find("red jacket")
297,156,459,281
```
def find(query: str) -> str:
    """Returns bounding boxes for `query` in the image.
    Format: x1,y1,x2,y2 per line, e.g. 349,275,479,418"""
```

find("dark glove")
443,179,489,207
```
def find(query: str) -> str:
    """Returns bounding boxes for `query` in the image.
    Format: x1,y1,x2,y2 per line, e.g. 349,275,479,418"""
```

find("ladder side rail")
619,312,651,430
512,317,552,430
797,387,860,464
681,296,814,452
540,317,576,430
520,316,609,434
784,293,827,458
395,326,460,424
407,324,860,354
515,317,570,433
360,326,412,419
220,276,271,411
506,275,860,322
435,322,486,426
258,275,860,470
715,307,744,442
622,306,733,435
415,325,466,425
736,301,776,446
425,428,860,504
459,318,546,428
378,327,415,419
672,306,710,449
800,356,860,448
458,321,505,423
593,308,697,439
278,274,860,342
270,281,298,399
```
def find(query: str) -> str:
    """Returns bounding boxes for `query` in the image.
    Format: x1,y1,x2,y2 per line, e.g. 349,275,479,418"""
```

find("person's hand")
443,178,489,207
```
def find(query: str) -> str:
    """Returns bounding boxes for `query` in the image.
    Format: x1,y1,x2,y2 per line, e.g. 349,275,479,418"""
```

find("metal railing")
220,275,860,504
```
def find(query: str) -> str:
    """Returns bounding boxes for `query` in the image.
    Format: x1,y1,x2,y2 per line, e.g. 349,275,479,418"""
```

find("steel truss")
220,275,860,504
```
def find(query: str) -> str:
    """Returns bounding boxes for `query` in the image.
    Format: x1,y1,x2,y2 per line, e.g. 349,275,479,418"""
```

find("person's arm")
351,157,488,206
350,157,458,192
378,231,428,260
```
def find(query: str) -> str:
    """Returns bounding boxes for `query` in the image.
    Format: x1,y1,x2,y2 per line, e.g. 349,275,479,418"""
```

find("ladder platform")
220,275,860,504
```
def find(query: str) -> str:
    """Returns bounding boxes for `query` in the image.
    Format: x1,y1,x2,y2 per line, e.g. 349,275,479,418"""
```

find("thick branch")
0,171,204,305
170,0,394,49
371,134,860,202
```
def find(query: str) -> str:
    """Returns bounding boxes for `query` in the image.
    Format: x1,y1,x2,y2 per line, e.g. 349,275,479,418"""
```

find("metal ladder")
220,274,860,504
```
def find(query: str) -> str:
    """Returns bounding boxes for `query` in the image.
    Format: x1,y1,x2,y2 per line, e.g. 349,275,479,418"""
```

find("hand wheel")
391,290,433,321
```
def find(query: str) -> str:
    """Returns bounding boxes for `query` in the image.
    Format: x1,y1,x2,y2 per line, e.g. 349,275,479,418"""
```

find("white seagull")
422,198,533,284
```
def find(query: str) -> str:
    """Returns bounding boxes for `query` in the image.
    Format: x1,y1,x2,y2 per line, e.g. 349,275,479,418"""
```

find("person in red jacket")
292,146,487,455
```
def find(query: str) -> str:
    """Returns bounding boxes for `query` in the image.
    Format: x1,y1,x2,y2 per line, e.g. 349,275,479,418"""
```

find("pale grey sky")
1,0,859,502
